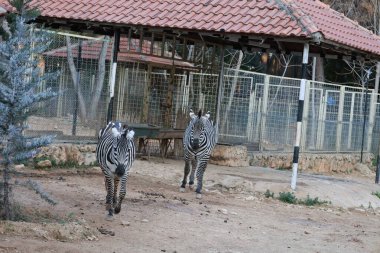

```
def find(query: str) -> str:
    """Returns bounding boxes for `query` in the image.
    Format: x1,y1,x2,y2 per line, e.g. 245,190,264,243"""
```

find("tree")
65,35,110,122
0,0,58,220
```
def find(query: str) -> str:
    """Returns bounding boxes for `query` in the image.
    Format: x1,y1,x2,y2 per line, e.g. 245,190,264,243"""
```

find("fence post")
247,83,256,142
347,93,355,149
142,65,152,123
259,74,270,151
106,30,120,123
72,40,82,136
291,43,309,190
367,91,376,152
336,86,345,152
215,44,225,137
301,80,310,151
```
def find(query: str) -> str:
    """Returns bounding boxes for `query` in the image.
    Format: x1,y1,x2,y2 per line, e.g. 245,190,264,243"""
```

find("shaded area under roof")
44,36,195,69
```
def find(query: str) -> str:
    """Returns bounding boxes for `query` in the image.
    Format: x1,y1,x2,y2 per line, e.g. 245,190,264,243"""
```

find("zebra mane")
197,110,202,118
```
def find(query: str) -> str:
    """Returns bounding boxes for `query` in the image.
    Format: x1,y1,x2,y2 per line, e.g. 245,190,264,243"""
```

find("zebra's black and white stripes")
181,109,217,198
96,121,135,219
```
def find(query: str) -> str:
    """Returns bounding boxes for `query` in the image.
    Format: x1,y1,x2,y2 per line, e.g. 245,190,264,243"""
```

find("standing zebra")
180,109,217,199
96,121,136,220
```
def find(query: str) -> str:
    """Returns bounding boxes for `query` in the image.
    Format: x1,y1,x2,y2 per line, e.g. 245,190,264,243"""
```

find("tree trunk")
221,50,243,131
89,36,109,120
2,152,11,220
65,36,87,121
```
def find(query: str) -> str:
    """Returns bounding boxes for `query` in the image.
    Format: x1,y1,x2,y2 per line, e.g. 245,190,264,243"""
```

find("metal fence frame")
30,30,380,155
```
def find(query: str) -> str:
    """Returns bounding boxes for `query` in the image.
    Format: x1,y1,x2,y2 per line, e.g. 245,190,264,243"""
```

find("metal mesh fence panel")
28,31,378,154
29,31,112,139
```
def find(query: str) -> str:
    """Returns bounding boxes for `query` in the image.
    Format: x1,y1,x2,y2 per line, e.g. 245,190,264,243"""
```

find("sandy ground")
1,158,380,253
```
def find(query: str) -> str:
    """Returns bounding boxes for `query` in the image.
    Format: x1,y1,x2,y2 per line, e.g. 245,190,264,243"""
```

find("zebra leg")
195,160,209,199
188,159,197,190
105,176,115,219
113,177,120,209
180,160,191,192
115,173,128,214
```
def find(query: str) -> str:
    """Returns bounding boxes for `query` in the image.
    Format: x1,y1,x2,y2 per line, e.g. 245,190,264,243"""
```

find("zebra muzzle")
191,139,199,150
115,165,125,177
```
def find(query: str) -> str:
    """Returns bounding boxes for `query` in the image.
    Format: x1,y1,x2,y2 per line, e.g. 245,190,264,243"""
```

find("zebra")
180,109,217,199
96,121,136,220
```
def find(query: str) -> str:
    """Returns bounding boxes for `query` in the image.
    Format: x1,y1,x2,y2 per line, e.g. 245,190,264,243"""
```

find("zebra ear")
205,111,211,119
111,126,121,137
189,109,195,118
127,129,135,139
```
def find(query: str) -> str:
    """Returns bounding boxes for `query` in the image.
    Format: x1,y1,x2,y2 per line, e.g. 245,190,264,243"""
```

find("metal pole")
376,149,380,183
72,40,82,136
215,44,225,138
291,43,309,190
360,73,369,162
107,30,120,123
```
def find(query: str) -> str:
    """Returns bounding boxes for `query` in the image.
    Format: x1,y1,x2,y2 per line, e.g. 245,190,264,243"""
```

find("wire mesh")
29,30,378,154
29,31,111,139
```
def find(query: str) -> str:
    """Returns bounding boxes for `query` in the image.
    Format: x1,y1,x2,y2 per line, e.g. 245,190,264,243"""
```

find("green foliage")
277,191,330,206
0,0,58,220
298,195,329,206
277,165,291,171
372,191,380,199
278,192,297,204
264,189,274,198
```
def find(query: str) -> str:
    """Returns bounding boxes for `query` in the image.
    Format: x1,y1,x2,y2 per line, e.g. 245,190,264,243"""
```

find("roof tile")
0,0,379,55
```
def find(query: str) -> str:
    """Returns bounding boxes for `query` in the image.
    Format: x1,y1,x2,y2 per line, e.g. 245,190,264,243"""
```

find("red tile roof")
1,0,380,56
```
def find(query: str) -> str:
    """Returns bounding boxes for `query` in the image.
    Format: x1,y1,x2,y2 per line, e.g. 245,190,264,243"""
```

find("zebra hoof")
105,214,114,221
179,187,186,193
196,193,202,199
114,206,121,214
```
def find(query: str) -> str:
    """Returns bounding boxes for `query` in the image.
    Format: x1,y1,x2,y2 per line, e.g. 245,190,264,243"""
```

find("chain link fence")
28,31,112,140
29,30,379,155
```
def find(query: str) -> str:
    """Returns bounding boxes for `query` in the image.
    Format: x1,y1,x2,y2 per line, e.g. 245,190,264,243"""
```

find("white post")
259,75,270,151
367,91,377,152
291,43,309,190
336,86,345,152
301,80,310,150
316,94,325,149
348,93,355,149
247,88,256,142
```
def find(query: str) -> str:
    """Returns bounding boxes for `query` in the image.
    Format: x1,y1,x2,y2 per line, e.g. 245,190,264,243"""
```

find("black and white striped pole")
107,30,120,123
291,43,309,190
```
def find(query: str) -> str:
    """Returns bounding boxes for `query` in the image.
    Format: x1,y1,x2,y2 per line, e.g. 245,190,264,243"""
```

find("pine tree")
0,0,58,220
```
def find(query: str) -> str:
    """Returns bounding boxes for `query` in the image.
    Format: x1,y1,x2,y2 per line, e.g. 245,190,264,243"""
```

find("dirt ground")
1,158,380,253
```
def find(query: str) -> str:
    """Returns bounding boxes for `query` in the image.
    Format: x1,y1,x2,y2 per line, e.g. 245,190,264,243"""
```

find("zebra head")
188,109,211,150
111,123,135,177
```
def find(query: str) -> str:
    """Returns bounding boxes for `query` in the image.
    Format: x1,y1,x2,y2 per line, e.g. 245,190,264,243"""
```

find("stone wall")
35,144,97,167
250,152,375,175
32,144,376,176
210,145,249,167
